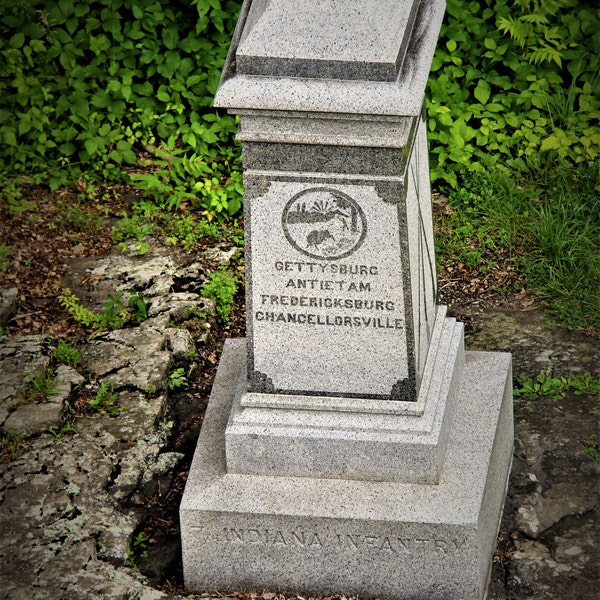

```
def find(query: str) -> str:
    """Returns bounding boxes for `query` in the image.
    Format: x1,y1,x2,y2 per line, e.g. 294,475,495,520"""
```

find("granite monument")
181,1,513,598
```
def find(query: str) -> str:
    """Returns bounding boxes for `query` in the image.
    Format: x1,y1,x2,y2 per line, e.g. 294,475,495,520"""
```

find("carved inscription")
215,527,465,557
250,182,410,396
254,260,404,330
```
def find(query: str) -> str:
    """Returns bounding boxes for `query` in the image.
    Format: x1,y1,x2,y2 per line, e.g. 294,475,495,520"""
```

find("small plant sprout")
88,381,122,415
168,367,187,390
582,435,600,463
514,371,600,401
21,369,59,403
127,291,148,323
1,430,22,461
48,423,77,441
0,243,12,271
201,267,239,324
126,531,149,569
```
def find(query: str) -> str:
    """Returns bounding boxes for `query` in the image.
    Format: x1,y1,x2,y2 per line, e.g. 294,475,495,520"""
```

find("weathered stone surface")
0,240,219,599
467,309,600,600
81,327,171,392
133,451,185,502
508,510,599,600
55,364,86,387
0,335,51,409
3,402,64,437
0,287,18,327
467,309,600,378
0,334,75,436
0,384,181,599
165,327,196,360
148,292,212,321
61,239,209,314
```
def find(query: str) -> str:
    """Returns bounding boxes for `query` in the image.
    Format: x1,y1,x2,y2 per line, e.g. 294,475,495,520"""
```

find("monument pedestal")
226,306,465,484
181,339,512,600
181,1,513,598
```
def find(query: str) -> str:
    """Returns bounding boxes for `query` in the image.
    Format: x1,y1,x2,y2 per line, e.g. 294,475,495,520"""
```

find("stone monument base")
226,307,464,484
181,339,513,600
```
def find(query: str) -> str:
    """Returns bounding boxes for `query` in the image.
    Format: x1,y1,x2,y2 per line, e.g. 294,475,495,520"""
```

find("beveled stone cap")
236,0,422,82
215,0,445,118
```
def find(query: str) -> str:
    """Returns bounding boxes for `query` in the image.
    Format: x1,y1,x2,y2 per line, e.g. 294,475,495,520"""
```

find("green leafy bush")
0,0,243,218
53,338,81,366
202,267,238,323
132,135,243,219
58,288,148,330
427,0,600,185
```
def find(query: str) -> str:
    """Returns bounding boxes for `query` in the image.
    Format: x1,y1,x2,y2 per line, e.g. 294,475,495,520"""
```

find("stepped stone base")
226,308,464,483
180,339,513,600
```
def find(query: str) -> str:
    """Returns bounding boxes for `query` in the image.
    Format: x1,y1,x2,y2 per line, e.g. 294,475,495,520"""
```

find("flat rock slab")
60,240,209,313
81,325,172,392
0,335,51,408
0,335,75,436
467,309,600,379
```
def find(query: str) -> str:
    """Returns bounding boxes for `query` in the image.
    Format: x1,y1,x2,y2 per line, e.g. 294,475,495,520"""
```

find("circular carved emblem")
281,188,367,260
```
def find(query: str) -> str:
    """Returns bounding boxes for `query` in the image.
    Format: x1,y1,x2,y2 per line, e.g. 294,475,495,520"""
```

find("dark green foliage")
0,0,242,217
428,0,600,185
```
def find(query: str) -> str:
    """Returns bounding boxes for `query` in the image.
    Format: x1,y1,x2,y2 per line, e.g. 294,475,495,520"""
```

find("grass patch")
436,164,599,329
583,436,600,463
20,368,58,403
527,166,600,329
60,203,104,234
0,243,13,271
0,431,23,461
